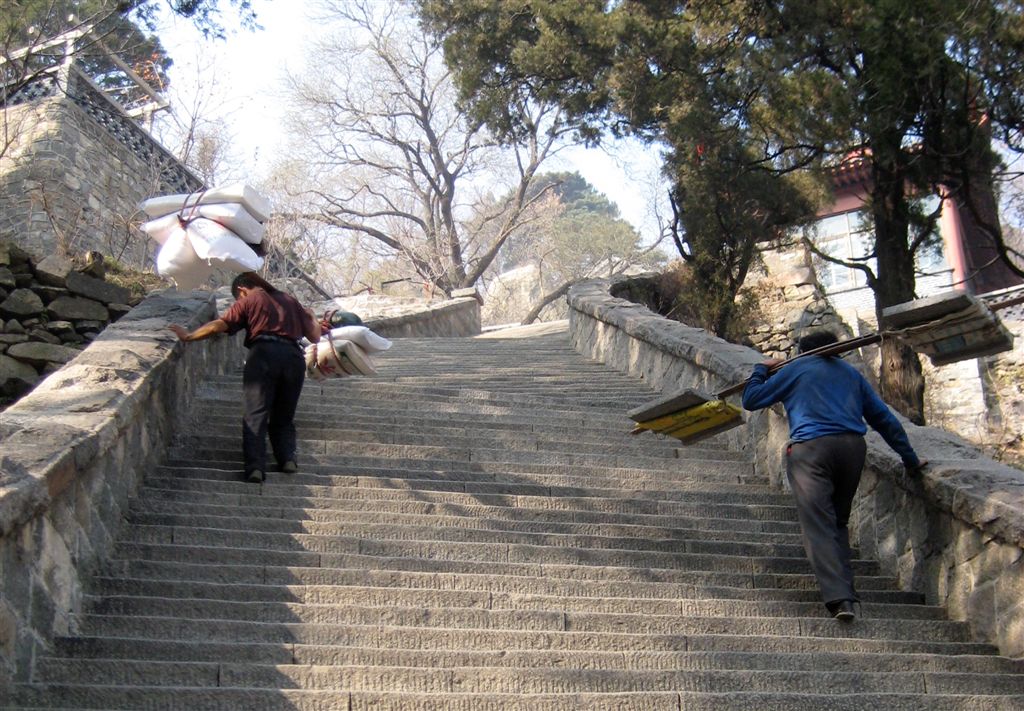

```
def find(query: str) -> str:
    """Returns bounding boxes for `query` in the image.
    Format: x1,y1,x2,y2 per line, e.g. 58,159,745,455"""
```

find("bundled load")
139,183,270,290
305,324,392,381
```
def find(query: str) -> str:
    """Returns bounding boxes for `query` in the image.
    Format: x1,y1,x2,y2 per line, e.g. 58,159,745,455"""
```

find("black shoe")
246,469,264,483
281,460,298,474
827,599,857,622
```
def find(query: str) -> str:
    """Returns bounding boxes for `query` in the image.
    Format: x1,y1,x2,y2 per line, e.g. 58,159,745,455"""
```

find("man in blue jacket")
742,330,925,622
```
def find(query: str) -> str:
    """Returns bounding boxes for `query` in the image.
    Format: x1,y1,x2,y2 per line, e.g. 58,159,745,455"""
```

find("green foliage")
3,0,260,107
616,261,764,343
497,171,653,277
420,0,1024,419
529,172,619,218
419,0,827,337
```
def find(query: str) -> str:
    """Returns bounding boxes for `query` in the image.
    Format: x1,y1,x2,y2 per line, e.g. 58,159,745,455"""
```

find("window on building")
807,210,876,291
913,194,948,274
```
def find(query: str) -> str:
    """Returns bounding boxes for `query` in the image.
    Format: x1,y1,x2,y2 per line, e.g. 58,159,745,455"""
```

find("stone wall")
0,243,135,409
0,66,202,269
568,276,1024,657
361,297,482,339
0,288,244,691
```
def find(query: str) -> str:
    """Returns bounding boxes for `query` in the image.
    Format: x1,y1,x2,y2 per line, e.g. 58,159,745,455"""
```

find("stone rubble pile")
0,241,133,406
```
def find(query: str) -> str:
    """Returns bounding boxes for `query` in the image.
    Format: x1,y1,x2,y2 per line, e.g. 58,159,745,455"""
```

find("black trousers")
785,433,867,605
242,341,306,475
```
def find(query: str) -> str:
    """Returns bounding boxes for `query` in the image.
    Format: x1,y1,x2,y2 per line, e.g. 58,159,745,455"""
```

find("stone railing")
363,296,481,339
5,63,203,196
0,288,243,690
568,276,1024,658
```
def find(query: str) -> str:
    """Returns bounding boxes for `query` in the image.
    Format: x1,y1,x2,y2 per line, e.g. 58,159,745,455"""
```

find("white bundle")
140,184,269,289
305,338,378,381
140,182,271,222
327,326,392,354
142,203,265,245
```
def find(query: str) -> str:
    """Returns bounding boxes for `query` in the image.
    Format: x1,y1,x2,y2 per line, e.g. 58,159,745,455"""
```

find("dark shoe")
246,469,264,483
281,460,298,474
827,599,857,622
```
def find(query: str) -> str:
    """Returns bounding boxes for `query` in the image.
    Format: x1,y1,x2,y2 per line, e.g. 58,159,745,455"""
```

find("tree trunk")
521,280,573,325
871,160,926,424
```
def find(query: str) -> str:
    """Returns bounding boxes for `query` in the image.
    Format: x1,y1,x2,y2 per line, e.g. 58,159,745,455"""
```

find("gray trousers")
785,433,867,605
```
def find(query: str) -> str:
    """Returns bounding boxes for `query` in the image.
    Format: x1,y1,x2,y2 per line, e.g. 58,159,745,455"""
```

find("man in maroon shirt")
170,272,321,482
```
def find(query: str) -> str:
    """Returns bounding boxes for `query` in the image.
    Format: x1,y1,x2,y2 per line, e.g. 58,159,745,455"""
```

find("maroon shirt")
221,288,308,347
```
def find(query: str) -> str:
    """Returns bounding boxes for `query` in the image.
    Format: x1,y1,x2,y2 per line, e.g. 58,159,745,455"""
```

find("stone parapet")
0,288,243,690
567,275,1024,657
363,297,481,338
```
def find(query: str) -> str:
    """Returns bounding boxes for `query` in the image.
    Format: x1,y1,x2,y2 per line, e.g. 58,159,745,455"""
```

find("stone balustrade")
0,288,243,690
568,276,1024,658
361,295,482,339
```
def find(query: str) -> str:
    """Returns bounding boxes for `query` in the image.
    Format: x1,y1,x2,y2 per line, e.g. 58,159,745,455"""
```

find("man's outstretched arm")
169,319,229,343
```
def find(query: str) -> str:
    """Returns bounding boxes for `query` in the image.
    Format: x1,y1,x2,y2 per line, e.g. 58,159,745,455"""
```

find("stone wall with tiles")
0,67,203,270
0,288,244,691
567,275,1024,657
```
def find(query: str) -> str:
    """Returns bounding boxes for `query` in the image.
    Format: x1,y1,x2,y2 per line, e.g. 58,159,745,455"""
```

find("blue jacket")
741,356,921,466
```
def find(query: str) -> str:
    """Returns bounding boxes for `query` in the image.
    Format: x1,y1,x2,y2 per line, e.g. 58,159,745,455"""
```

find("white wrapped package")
186,218,264,273
140,212,181,246
155,229,214,290
140,183,272,222
328,325,392,354
304,338,377,380
142,206,263,247
164,203,265,244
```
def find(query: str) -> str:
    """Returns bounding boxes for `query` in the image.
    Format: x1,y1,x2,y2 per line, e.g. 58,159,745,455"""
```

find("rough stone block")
967,578,997,642
0,289,44,319
65,271,129,306
33,255,75,288
46,295,108,322
0,354,40,397
0,599,17,671
7,341,80,368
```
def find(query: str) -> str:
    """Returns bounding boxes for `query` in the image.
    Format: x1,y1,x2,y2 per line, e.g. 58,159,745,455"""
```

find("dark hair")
231,272,277,299
797,329,839,354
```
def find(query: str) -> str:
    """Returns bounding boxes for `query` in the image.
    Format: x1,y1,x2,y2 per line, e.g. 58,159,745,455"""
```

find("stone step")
163,451,763,487
14,686,1024,711
75,609,973,647
113,530,870,577
152,465,783,507
195,394,644,427
50,638,1020,674
134,484,803,535
137,477,795,523
100,558,911,597
123,513,812,559
192,403,704,443
81,582,944,621
177,426,704,461
123,505,807,547
149,464,785,505
166,442,752,479
87,574,924,608
30,658,1024,695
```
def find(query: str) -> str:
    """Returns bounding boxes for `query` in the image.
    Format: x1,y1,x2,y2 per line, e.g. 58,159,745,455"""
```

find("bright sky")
154,1,667,243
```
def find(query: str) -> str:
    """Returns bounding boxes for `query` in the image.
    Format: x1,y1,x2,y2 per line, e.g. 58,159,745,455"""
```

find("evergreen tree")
419,0,1024,422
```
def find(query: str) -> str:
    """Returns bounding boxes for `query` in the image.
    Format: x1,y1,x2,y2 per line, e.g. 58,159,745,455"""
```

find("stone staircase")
11,324,1024,709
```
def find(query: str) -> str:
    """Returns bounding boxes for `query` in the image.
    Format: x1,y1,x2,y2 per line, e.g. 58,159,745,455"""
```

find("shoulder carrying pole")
716,332,883,400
